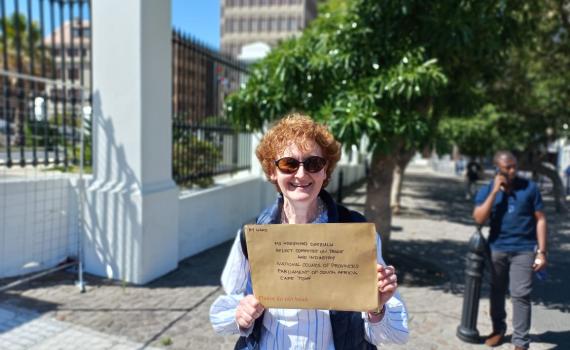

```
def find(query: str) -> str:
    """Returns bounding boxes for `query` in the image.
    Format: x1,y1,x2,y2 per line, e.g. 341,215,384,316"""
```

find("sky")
3,0,221,50
172,0,221,49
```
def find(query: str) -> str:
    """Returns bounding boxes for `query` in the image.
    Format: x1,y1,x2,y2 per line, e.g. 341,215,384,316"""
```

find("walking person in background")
473,151,548,350
209,114,409,349
465,159,482,199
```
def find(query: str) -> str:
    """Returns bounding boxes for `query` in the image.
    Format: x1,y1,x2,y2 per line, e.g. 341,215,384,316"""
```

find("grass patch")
160,337,173,346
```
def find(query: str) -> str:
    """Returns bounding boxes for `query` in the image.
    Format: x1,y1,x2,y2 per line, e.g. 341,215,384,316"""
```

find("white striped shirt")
210,231,409,349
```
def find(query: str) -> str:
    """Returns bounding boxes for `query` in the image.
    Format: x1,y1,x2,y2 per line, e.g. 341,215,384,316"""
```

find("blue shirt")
474,177,544,252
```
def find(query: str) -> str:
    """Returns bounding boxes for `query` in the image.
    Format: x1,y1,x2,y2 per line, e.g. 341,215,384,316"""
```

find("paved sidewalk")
342,166,570,349
0,303,162,350
1,164,568,349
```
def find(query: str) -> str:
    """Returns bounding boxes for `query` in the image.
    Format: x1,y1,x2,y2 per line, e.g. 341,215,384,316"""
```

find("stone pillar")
85,0,178,284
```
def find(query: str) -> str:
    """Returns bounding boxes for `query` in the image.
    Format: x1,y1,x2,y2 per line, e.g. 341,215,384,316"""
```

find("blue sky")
4,0,221,50
172,0,220,49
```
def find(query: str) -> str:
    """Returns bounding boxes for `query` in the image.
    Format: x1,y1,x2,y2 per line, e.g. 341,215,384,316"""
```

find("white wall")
0,175,79,278
178,175,276,260
429,154,458,175
0,161,367,280
558,141,570,178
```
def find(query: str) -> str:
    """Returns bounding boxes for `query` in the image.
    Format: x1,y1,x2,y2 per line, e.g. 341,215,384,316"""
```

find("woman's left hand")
377,264,398,307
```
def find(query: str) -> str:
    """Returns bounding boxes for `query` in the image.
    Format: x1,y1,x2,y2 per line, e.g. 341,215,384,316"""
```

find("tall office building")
221,0,318,57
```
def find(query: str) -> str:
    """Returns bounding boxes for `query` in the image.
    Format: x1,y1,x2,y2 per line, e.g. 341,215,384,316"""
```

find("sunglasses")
274,156,327,174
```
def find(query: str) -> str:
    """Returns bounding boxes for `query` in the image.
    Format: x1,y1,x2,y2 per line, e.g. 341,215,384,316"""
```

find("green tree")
439,0,570,211
172,118,223,188
1,13,50,148
226,0,532,251
0,13,43,71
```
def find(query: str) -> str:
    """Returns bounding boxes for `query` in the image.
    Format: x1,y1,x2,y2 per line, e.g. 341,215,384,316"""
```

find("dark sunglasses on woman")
274,156,327,174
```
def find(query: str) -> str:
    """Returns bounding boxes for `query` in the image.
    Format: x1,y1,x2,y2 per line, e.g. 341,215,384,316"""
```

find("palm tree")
1,12,51,150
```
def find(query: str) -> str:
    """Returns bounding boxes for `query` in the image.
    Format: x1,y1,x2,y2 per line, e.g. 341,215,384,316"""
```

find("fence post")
87,0,178,284
337,170,344,204
457,226,487,343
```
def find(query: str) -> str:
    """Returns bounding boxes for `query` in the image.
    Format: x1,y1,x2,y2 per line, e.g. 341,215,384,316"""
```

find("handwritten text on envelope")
245,223,378,311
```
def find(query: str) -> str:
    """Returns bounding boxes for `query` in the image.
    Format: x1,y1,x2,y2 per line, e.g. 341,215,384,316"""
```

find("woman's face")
270,141,327,206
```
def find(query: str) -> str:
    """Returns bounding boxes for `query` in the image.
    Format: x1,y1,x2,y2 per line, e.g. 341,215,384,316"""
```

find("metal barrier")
1,0,92,167
1,0,91,290
172,30,251,188
0,70,88,293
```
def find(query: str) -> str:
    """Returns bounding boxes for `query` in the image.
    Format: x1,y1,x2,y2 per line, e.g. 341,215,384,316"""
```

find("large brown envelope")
244,223,378,311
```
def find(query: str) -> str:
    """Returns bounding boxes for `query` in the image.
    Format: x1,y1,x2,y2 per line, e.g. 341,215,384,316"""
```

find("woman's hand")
236,295,265,330
378,264,398,304
368,264,398,323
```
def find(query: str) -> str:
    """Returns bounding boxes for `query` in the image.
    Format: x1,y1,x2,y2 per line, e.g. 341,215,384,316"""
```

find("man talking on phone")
473,151,548,350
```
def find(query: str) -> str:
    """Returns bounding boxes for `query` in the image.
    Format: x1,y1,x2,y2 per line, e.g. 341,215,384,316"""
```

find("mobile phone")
495,167,508,190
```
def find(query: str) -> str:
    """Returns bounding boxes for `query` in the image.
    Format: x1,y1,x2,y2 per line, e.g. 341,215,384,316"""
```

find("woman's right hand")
236,295,265,330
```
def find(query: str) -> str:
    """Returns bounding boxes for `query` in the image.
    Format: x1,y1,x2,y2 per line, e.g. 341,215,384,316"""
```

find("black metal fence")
172,30,251,188
0,0,91,169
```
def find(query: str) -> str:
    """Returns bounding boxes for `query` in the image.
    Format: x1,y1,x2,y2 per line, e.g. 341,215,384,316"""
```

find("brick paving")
1,164,568,349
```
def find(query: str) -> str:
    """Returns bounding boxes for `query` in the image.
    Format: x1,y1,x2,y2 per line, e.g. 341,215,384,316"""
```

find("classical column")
85,0,178,284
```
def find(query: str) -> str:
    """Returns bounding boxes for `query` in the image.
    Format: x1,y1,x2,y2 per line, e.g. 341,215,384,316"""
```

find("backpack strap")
337,203,366,223
336,204,352,223
239,228,249,260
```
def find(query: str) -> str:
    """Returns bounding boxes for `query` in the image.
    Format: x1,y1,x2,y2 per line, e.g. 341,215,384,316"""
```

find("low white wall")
1,162,368,280
178,175,276,260
0,174,79,278
429,154,458,176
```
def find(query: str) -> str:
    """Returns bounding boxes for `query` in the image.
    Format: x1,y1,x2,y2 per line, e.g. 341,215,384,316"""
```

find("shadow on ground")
532,330,570,350
0,239,233,297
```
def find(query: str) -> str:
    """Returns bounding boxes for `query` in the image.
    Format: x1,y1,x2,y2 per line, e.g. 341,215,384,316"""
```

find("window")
248,18,253,32
288,17,297,31
72,27,91,38
271,17,278,32
68,67,79,80
280,17,287,32
67,48,80,57
260,18,268,31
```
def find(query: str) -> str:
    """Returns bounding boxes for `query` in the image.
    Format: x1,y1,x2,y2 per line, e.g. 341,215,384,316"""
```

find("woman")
210,114,409,349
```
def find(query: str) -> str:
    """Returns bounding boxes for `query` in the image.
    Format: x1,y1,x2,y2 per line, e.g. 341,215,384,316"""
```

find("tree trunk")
365,151,396,256
390,148,415,215
518,153,567,213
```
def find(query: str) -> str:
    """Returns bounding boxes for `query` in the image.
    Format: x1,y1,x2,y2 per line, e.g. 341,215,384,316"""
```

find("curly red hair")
256,113,341,190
